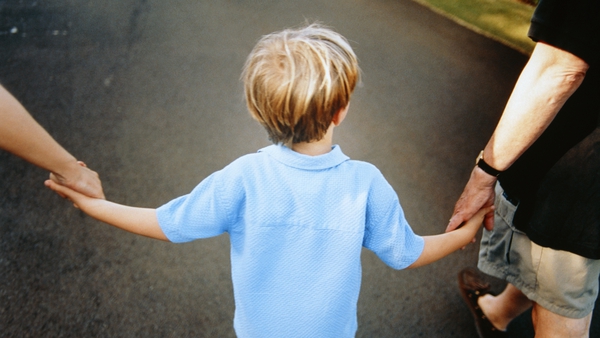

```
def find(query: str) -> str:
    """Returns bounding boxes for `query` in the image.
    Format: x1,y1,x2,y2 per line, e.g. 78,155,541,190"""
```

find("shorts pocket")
495,184,525,235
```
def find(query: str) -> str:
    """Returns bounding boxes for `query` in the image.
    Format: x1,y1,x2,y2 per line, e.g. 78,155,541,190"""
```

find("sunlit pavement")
1,0,598,337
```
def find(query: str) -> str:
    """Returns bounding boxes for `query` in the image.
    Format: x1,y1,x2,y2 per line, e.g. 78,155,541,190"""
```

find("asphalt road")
1,0,598,337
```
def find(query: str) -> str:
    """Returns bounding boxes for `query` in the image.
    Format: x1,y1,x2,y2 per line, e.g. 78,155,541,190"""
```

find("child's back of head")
242,23,360,144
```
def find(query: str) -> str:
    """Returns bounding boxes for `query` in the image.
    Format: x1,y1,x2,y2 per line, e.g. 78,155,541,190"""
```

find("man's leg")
478,283,532,331
478,283,593,337
531,303,592,338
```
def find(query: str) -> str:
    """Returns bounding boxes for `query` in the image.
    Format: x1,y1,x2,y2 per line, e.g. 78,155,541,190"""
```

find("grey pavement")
0,0,598,337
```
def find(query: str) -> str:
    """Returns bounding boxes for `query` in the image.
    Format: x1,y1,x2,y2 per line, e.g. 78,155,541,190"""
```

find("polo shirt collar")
259,144,349,170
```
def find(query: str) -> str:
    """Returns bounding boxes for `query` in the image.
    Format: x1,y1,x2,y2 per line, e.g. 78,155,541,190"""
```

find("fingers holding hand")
457,205,495,248
475,206,495,221
447,212,466,233
50,161,105,199
446,193,479,232
484,211,495,231
48,172,67,198
460,206,494,230
72,161,104,199
45,179,82,208
446,170,496,232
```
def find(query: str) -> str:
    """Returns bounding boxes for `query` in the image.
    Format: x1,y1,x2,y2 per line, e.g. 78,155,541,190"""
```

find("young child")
46,24,490,338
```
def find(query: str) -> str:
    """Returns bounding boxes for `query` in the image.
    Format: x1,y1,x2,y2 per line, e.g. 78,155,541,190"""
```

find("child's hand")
457,206,494,245
46,178,167,241
45,178,97,210
453,206,494,249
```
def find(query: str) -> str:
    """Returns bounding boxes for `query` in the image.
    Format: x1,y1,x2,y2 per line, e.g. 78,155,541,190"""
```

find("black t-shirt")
498,0,600,258
528,0,600,68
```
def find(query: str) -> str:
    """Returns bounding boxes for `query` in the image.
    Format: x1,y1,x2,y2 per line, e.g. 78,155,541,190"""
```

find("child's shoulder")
222,151,265,170
344,158,383,175
218,148,277,176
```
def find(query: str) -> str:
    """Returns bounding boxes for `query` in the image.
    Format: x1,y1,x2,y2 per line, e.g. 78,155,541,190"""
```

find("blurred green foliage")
413,0,536,54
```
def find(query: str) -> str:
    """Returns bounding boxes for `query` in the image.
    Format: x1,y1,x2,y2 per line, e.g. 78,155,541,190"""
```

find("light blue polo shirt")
157,144,424,337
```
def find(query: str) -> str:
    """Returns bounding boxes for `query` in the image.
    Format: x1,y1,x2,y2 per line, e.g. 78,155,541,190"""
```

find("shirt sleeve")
528,0,600,66
156,168,239,243
363,171,424,270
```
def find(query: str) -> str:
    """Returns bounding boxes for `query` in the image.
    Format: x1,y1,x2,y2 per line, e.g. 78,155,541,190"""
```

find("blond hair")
242,24,359,144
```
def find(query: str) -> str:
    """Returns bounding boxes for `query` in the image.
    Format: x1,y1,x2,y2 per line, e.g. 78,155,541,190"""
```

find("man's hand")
45,176,99,211
50,161,105,199
447,166,497,233
0,85,105,199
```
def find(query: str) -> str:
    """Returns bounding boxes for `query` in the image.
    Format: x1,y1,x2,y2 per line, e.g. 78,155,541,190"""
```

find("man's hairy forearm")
0,85,77,173
483,42,589,171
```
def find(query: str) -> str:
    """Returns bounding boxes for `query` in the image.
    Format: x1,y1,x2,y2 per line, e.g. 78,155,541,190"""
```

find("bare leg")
532,303,591,338
478,283,533,331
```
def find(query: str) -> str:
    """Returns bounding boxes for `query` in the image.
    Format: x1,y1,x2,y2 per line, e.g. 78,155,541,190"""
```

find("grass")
411,0,535,54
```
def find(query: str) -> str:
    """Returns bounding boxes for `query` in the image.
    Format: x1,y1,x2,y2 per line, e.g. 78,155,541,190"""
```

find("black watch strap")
476,151,502,177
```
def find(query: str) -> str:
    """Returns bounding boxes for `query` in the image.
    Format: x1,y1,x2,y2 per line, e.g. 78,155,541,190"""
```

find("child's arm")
407,207,493,268
45,179,169,241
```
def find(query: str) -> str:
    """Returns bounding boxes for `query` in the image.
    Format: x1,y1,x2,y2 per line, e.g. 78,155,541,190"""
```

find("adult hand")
49,161,105,199
446,166,496,233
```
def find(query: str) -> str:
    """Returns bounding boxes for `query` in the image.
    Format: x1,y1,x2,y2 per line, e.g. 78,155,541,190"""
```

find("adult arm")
0,85,104,198
45,179,168,241
447,42,589,232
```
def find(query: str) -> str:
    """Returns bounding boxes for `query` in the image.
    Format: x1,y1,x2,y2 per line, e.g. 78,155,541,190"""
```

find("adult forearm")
0,85,77,173
483,42,588,171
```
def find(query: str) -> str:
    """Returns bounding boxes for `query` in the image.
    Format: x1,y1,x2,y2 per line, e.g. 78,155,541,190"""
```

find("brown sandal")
458,268,508,338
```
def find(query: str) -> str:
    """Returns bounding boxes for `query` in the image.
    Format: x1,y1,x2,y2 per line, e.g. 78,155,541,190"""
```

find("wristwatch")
475,150,502,177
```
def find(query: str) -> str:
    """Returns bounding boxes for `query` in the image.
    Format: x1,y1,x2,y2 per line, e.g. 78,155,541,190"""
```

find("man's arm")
447,42,589,232
45,179,168,241
0,85,104,198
